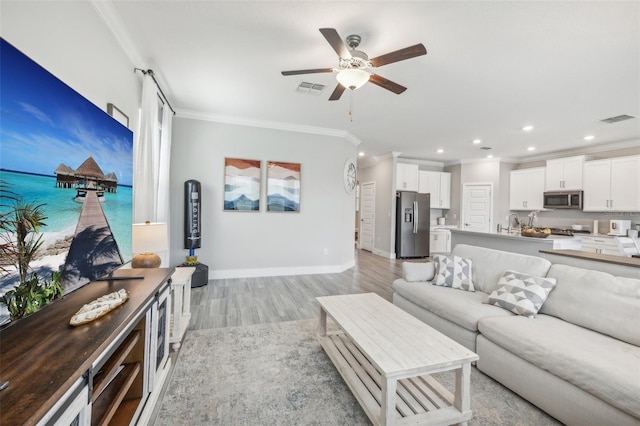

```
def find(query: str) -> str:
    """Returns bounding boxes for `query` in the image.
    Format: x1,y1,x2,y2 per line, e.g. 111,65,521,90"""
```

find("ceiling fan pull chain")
349,90,354,122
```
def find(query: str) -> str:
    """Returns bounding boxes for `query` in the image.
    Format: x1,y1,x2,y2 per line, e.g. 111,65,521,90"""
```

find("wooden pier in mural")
61,190,123,294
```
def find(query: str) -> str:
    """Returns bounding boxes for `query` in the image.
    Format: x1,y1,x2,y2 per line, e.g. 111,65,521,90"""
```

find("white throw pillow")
402,262,436,282
432,254,475,291
484,270,557,317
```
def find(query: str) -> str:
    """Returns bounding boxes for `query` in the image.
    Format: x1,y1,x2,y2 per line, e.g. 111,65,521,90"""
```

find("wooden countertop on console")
0,268,173,426
539,249,640,268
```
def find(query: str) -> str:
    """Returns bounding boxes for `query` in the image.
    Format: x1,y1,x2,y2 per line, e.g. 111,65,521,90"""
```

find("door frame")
461,182,493,232
358,181,376,252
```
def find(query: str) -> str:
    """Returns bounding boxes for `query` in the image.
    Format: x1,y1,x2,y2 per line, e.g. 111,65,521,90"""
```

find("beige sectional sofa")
392,244,640,425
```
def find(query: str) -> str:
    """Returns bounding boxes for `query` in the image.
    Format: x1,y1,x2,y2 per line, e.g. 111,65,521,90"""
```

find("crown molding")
398,157,445,168
91,1,145,68
177,109,361,146
442,139,639,166
358,152,395,169
515,139,640,163
458,157,509,165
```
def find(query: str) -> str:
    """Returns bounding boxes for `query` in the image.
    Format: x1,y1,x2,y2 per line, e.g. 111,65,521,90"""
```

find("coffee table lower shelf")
318,331,472,426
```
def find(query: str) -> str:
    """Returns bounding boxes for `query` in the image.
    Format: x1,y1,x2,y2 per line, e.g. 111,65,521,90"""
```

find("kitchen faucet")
508,213,521,233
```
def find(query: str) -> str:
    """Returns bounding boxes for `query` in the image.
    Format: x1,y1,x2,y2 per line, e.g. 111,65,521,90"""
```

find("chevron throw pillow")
432,255,475,291
484,270,557,317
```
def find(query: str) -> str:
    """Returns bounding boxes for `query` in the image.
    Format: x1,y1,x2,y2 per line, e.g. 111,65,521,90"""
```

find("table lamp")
132,221,168,268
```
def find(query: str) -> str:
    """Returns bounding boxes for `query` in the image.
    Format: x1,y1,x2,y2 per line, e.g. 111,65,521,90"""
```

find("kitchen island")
450,228,580,257
539,249,639,279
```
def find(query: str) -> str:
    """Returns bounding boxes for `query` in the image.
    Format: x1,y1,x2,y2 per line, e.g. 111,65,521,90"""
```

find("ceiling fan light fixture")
336,69,370,90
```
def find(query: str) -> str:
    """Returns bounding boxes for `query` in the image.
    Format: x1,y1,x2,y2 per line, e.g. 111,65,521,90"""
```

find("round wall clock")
343,159,357,193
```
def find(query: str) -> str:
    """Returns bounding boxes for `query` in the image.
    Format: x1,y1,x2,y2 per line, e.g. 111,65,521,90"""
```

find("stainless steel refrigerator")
396,191,430,258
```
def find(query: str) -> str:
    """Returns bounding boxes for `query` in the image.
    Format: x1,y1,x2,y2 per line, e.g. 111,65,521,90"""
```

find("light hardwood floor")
188,249,412,330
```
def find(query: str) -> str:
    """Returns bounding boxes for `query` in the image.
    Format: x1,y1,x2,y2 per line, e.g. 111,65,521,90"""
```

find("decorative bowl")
521,228,551,238
571,224,583,231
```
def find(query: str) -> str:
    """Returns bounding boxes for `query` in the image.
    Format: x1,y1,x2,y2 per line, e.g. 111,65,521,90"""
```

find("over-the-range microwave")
543,191,583,209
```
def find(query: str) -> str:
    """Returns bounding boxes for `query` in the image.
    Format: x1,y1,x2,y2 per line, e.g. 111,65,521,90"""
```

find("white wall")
1,2,141,135
444,163,462,226
357,155,395,258
170,117,357,278
459,160,502,230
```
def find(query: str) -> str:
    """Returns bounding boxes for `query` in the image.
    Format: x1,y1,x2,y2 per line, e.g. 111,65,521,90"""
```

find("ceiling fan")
281,28,427,101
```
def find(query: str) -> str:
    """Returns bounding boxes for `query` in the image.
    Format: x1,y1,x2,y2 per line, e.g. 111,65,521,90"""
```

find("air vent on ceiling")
480,146,492,150
296,82,325,95
600,114,635,124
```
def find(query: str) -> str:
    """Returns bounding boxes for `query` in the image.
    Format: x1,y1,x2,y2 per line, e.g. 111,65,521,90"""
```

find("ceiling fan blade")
319,28,352,59
369,74,407,94
328,83,346,101
281,68,333,76
370,44,427,67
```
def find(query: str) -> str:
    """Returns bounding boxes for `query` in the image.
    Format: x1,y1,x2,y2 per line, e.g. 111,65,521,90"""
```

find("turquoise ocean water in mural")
0,170,132,260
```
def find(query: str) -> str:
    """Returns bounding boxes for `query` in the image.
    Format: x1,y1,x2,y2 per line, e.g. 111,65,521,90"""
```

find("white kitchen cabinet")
583,156,640,212
396,163,419,191
418,171,451,209
580,235,620,256
545,155,585,190
430,229,451,254
509,167,545,210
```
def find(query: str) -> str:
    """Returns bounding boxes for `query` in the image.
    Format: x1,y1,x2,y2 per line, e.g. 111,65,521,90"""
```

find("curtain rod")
134,68,176,115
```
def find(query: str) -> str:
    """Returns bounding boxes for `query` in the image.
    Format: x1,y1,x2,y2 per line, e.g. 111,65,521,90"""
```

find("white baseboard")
372,248,395,259
210,261,356,279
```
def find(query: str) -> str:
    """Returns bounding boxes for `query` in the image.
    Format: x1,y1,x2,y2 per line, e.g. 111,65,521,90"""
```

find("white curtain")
157,105,172,223
156,102,173,266
133,74,159,223
133,73,172,266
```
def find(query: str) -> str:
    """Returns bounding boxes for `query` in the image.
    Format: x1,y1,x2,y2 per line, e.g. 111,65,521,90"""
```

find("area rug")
155,319,561,425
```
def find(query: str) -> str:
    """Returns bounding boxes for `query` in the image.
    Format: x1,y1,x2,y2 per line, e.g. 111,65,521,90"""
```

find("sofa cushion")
540,264,640,346
432,254,475,291
392,279,511,331
484,270,557,317
451,244,552,294
478,314,640,419
402,261,436,282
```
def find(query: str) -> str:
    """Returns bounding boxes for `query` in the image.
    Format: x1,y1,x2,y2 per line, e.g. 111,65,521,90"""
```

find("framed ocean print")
267,161,301,212
223,158,261,211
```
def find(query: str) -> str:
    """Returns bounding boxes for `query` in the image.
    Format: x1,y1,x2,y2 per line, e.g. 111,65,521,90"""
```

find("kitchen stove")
548,228,591,237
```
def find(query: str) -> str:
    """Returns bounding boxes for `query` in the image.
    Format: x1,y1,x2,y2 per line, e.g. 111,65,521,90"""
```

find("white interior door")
462,183,492,233
360,182,375,252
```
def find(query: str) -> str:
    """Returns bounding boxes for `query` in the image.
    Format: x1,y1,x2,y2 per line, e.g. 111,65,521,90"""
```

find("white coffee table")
317,293,479,426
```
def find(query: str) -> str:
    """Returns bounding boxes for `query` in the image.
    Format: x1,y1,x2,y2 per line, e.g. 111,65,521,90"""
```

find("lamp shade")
132,222,168,268
336,69,370,90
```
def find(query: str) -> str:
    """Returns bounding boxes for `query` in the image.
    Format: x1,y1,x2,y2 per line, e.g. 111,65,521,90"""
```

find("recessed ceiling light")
486,154,494,159
472,139,482,144
437,149,444,154
584,135,595,141
527,146,536,151
358,152,365,156
522,125,534,132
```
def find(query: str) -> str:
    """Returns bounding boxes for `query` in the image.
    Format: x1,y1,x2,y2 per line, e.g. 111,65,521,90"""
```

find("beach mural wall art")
0,38,134,299
267,162,301,212
224,158,261,211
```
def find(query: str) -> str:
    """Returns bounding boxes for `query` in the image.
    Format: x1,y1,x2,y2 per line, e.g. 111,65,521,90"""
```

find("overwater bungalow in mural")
54,156,120,202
